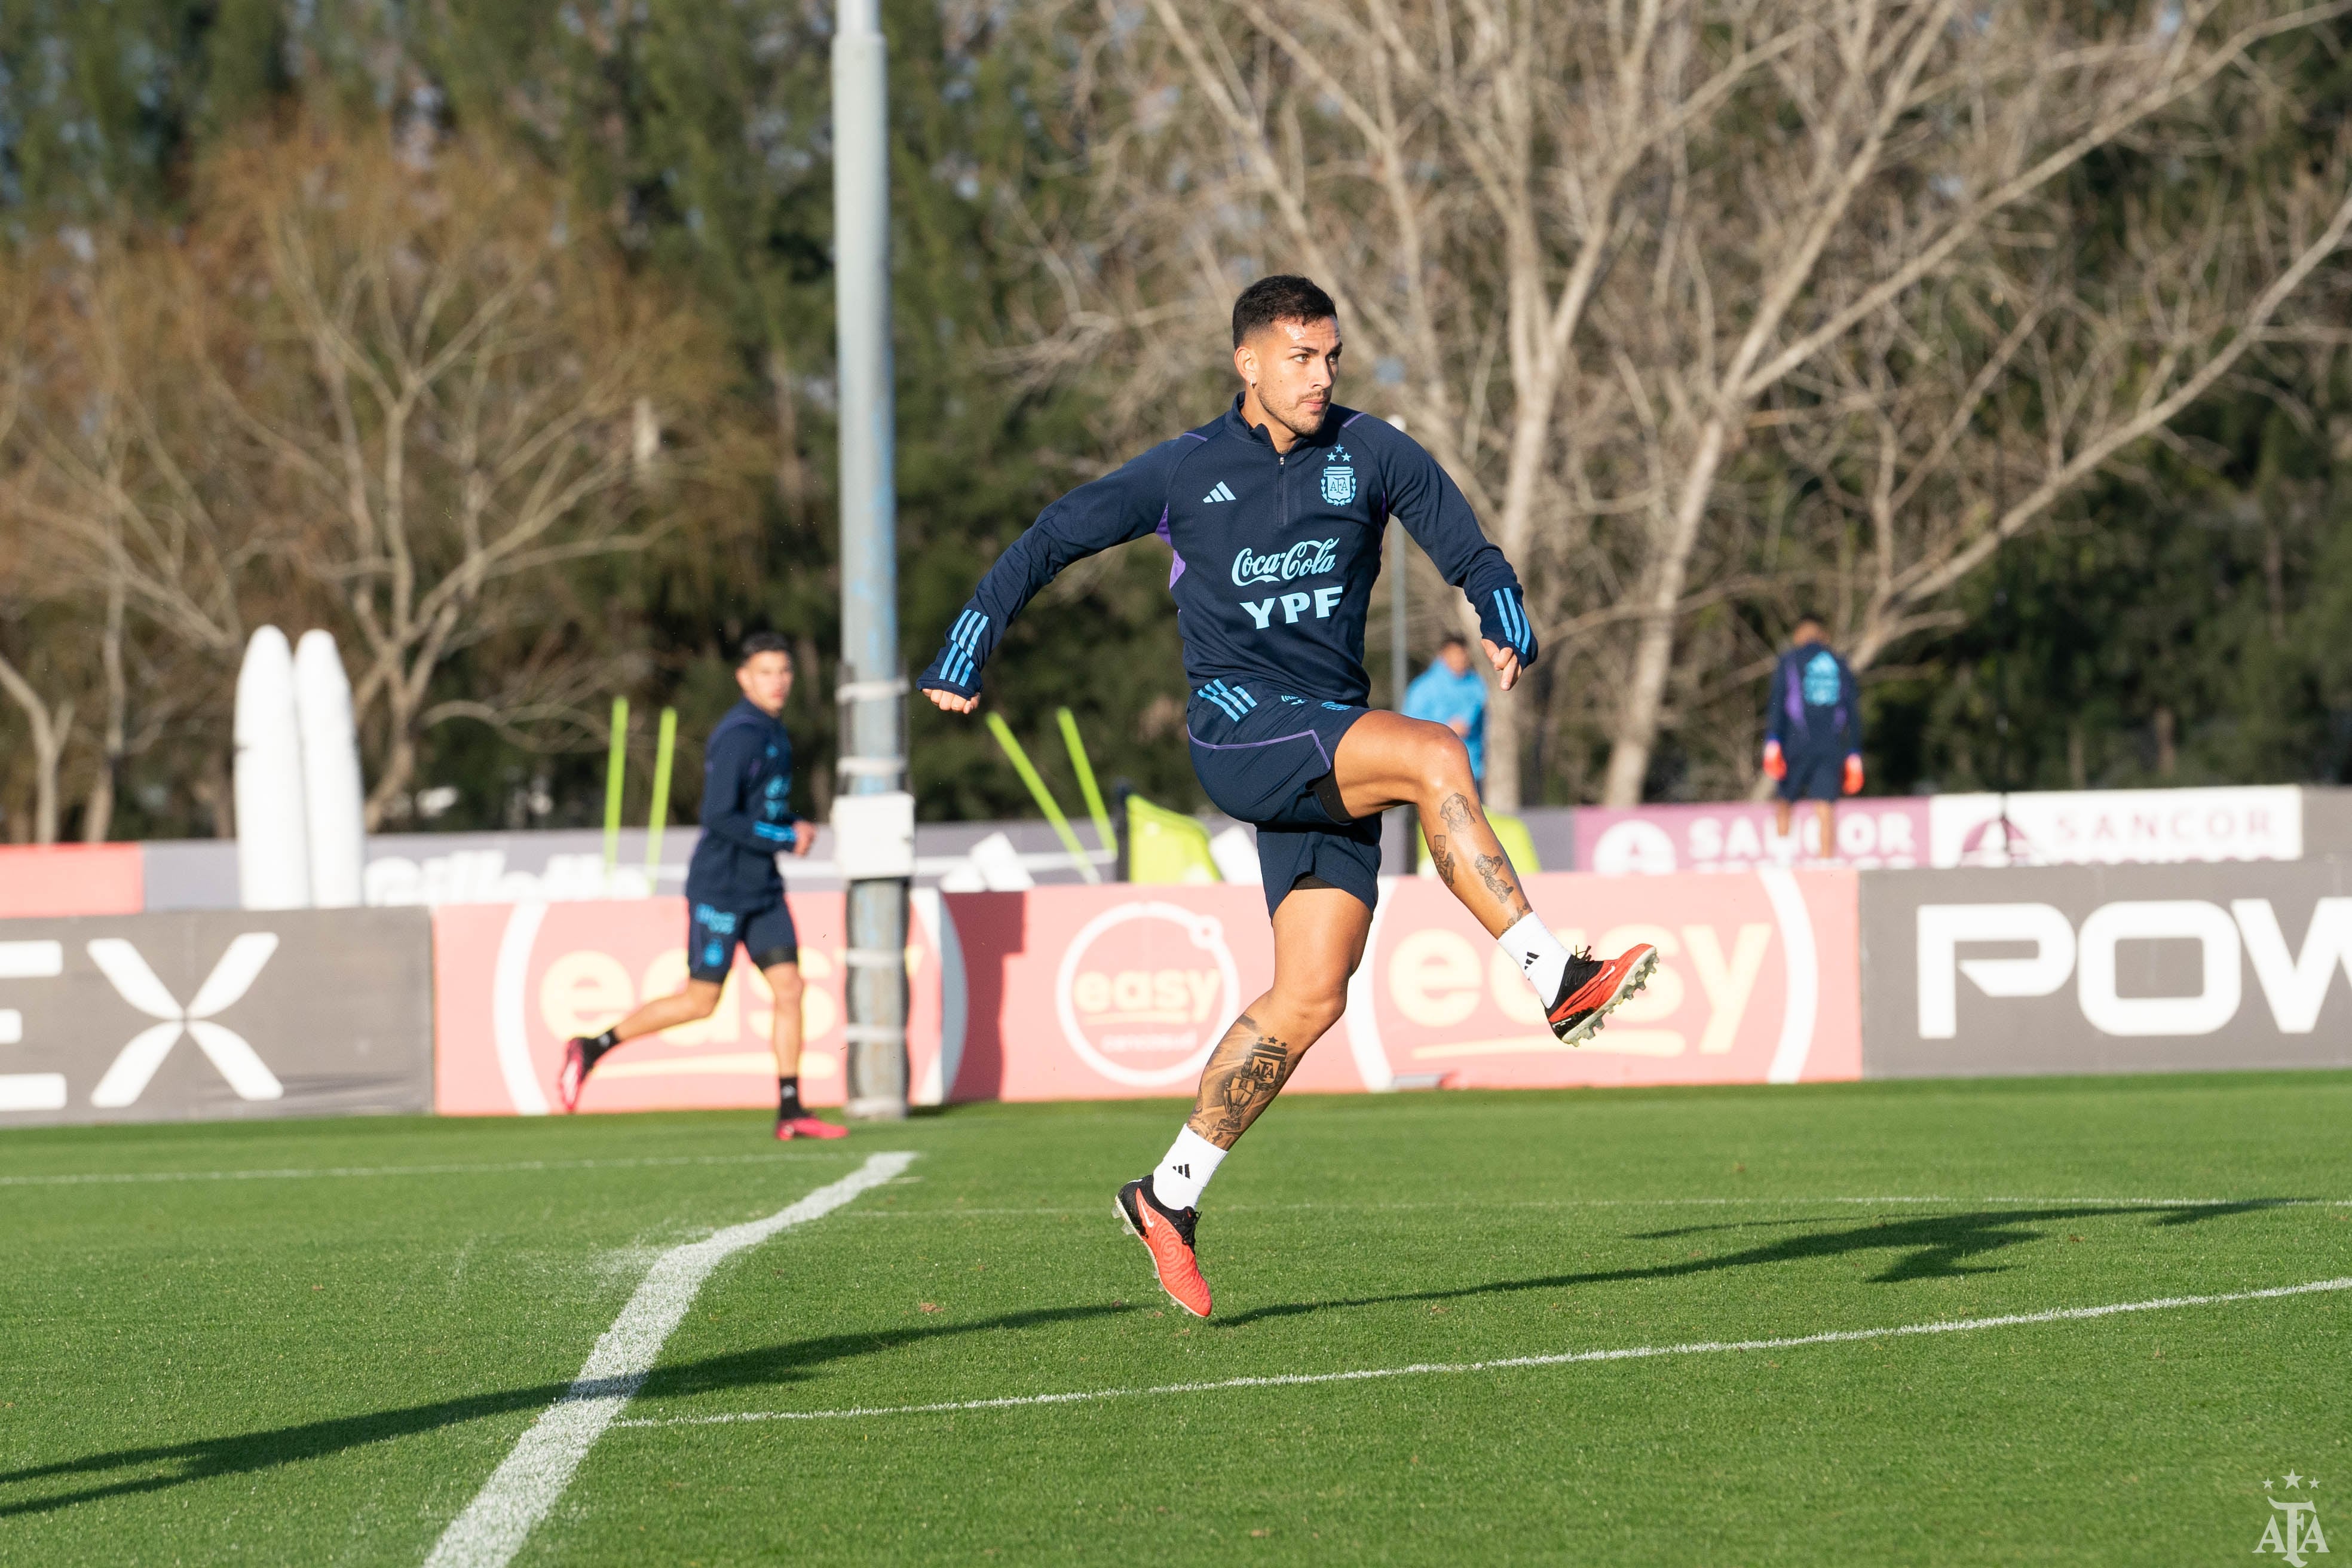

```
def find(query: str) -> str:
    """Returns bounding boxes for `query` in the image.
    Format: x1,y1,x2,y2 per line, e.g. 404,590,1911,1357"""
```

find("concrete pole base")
844,1095,910,1122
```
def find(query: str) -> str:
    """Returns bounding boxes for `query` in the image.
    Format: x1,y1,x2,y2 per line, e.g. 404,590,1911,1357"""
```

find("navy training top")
915,399,1534,706
1765,644,1863,756
684,699,802,907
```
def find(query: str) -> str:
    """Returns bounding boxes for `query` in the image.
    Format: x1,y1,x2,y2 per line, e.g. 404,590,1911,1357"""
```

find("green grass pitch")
2,1073,2347,1564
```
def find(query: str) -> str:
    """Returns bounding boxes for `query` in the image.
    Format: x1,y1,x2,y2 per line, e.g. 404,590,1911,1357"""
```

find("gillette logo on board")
1231,539,1339,586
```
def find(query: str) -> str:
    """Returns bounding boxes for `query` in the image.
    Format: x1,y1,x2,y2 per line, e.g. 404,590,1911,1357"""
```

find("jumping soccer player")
917,275,1655,1316
559,633,847,1141
1762,615,1864,852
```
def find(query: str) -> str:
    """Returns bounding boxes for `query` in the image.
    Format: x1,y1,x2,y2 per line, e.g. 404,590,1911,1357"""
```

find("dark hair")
738,631,792,667
1438,634,1469,652
1232,275,1338,347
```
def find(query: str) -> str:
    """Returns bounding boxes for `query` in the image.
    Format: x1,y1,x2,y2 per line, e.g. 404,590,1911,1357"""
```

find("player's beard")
1267,390,1329,441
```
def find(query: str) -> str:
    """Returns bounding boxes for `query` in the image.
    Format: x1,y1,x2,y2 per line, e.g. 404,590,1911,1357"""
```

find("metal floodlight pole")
832,0,912,1120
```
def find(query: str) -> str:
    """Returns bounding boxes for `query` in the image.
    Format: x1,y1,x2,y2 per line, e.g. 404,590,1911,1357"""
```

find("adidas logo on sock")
1202,482,1237,503
1173,1163,1190,1177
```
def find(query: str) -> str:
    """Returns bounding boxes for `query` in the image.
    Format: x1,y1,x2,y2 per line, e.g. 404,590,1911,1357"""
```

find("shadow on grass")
1211,1200,2287,1327
0,1302,1132,1519
4,1200,2296,1515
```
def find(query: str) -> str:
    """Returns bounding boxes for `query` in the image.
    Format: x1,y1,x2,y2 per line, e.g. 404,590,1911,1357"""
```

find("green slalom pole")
1056,707,1116,858
984,711,1101,884
603,696,630,874
645,706,678,878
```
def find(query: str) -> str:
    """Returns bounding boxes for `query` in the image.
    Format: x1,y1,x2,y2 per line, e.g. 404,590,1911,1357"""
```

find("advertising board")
934,869,1861,1098
1575,801,1928,875
0,844,145,918
1576,786,2307,877
1925,786,2302,867
0,907,433,1124
1859,858,2352,1077
430,892,951,1114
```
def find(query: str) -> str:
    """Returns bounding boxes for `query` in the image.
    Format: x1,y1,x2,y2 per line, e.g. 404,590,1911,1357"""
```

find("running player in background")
917,275,1655,1317
559,633,847,1141
1762,615,1864,853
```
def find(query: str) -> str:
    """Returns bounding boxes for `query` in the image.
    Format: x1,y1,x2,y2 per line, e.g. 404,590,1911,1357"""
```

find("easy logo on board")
1055,902,1239,1088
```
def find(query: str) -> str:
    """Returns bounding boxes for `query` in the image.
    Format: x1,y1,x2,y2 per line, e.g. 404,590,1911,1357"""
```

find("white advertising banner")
1927,786,2302,868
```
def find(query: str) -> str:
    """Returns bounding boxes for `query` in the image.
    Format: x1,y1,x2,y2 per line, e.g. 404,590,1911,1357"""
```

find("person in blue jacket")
1762,615,1865,852
1401,635,1488,783
558,633,846,1141
917,275,1656,1317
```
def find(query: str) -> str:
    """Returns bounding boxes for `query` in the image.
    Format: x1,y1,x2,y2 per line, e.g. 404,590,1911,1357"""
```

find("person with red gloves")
1763,615,1864,853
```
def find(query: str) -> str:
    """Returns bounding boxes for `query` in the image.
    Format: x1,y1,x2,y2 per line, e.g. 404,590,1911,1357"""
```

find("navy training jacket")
1764,644,1863,757
915,399,1534,706
684,700,802,907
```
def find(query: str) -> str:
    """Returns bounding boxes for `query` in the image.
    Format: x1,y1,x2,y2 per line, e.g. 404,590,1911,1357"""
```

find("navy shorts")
687,898,798,982
1186,679,1382,916
1776,747,1845,803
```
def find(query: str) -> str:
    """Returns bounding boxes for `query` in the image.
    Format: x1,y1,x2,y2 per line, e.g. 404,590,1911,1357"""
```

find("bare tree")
0,253,85,844
1775,161,2352,686
9,235,275,839
1016,0,2352,804
1,129,745,834
180,127,737,825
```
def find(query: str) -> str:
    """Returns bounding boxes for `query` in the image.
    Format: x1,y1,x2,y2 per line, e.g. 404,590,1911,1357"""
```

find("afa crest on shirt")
1321,465,1356,506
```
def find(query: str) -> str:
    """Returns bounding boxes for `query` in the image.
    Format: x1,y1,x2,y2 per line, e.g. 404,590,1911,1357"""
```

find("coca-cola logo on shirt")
1230,538,1339,586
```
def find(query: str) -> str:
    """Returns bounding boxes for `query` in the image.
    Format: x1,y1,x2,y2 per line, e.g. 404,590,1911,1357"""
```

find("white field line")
0,1161,2338,1213
0,1152,863,1187
615,1275,2352,1432
830,1195,2351,1218
421,1152,915,1568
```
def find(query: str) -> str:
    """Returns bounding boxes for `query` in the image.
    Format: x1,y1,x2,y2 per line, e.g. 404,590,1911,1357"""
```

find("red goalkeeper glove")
1762,740,1786,781
1842,754,1864,795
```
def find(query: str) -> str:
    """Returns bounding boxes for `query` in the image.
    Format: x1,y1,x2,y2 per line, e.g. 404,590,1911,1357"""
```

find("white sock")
1501,912,1573,1003
1152,1127,1226,1211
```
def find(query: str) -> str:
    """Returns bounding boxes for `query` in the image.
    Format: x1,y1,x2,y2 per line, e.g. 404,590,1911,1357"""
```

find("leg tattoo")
1436,792,1532,920
1475,851,1532,918
1188,1014,1303,1146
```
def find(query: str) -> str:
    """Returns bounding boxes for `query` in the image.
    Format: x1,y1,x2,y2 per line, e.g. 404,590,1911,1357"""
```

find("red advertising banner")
938,886,1367,1104
431,893,947,1114
1336,869,1859,1089
935,869,1860,1100
0,845,144,918
429,874,1853,1113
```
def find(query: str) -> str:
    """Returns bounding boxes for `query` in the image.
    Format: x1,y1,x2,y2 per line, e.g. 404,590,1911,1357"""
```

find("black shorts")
1186,680,1382,916
1776,747,1845,803
686,898,798,982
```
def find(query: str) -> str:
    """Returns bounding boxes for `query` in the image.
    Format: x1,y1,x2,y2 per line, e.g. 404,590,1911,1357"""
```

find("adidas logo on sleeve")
1203,482,1238,503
